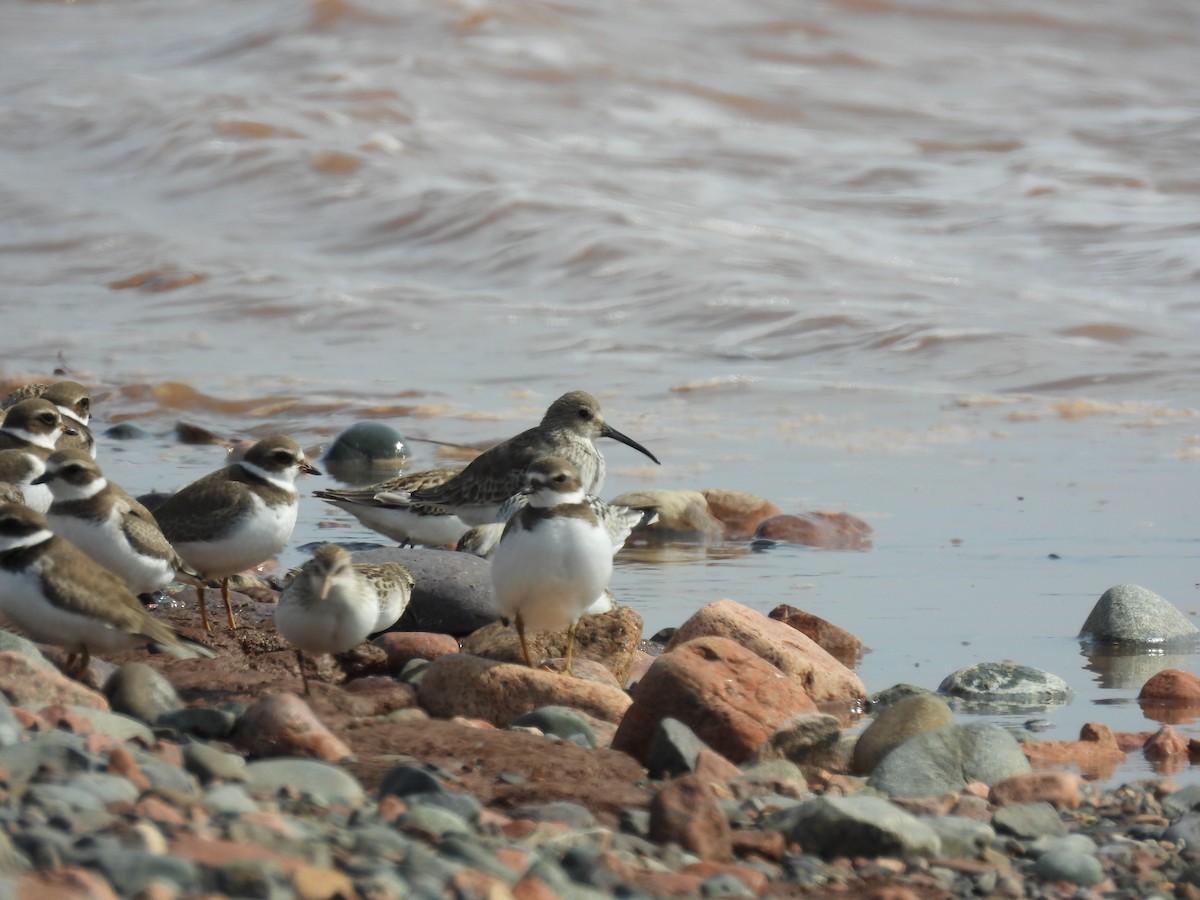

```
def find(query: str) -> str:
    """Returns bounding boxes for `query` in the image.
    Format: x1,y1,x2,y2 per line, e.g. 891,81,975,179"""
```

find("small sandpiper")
1,381,95,457
36,449,199,596
490,456,616,674
404,391,659,526
314,468,469,547
275,543,415,693
0,449,49,512
154,433,320,632
0,398,77,458
0,503,214,679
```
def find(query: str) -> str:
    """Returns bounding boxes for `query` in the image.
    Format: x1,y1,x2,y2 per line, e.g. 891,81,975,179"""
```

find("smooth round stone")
379,764,444,799
64,772,141,806
0,632,54,667
27,704,155,746
102,423,152,441
353,547,498,635
992,801,1068,839
776,794,941,859
157,705,240,740
94,845,199,895
938,662,1071,706
511,707,597,749
27,782,106,812
183,741,248,784
0,699,22,748
867,722,1031,798
104,662,183,724
395,805,472,841
1080,583,1200,645
853,694,954,775
244,759,364,808
1033,849,1104,887
204,783,260,815
323,422,409,464
927,816,995,858
133,753,201,798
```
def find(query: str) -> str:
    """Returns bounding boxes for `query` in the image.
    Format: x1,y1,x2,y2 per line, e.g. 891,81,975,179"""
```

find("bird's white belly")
0,567,140,654
50,510,173,594
490,517,613,632
332,501,468,547
176,495,297,578
275,584,377,655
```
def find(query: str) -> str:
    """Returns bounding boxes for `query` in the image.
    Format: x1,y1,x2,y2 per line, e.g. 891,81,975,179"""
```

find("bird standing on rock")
154,433,320,633
402,391,660,527
490,456,616,675
275,543,415,693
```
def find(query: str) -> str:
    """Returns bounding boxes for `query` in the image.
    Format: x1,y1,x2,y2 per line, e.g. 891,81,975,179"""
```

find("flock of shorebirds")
0,383,661,691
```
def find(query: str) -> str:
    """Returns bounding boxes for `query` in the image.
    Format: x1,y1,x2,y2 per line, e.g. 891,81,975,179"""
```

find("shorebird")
402,391,659,526
490,456,616,675
154,433,320,632
0,483,24,505
458,491,657,560
37,449,199,595
314,467,469,547
0,399,77,457
1,381,95,457
0,503,214,679
0,449,49,512
275,543,415,693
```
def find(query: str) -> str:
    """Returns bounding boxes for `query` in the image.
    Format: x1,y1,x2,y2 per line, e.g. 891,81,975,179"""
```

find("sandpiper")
0,503,214,679
275,543,415,693
36,449,198,596
0,449,49,512
403,391,659,526
0,483,24,505
490,456,616,674
154,433,320,632
0,399,77,457
314,468,469,547
1,381,95,457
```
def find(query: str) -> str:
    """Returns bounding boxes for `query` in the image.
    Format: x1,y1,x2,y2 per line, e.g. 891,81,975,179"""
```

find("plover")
1,381,95,457
490,456,616,674
0,399,77,457
0,503,214,679
0,449,49,512
275,543,415,693
37,449,199,595
404,391,659,526
154,433,320,632
314,467,469,547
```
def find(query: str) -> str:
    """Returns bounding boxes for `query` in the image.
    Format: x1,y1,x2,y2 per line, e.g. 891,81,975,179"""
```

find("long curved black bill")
600,423,660,465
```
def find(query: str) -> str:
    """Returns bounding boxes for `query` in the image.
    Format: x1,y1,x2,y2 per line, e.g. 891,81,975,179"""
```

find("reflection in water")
1080,642,1199,692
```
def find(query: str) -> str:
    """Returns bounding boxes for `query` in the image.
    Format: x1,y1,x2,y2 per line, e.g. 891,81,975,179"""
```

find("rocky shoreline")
1,561,1199,898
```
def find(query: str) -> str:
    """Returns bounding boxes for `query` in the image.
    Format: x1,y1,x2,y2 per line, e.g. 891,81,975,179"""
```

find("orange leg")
222,577,237,631
564,621,578,677
516,612,534,668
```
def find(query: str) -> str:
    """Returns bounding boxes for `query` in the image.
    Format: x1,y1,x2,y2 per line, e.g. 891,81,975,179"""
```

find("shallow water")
3,0,1200,786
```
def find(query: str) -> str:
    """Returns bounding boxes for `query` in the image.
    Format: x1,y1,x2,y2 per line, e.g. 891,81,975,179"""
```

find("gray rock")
204,783,260,815
645,717,712,779
1030,834,1097,857
379,764,443,799
868,683,938,710
779,794,942,859
511,801,597,829
729,759,811,800
702,872,755,897
408,789,482,823
992,801,1068,838
512,706,597,749
183,741,248,784
1164,812,1200,852
353,547,498,635
323,422,409,464
26,703,155,746
103,423,151,441
754,713,843,772
853,694,954,775
104,662,182,725
0,735,97,791
927,816,995,858
94,845,199,895
134,754,200,798
0,698,21,748
868,722,1031,797
245,759,364,807
1033,848,1104,887
213,859,291,900
157,704,240,740
26,782,106,813
0,631,55,667
63,772,141,806
396,804,472,841
1080,583,1199,645
0,831,29,874
938,662,1072,706
1165,784,1200,818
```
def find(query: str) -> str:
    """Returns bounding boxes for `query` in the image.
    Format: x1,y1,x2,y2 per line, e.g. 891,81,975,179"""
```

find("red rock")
989,772,1083,809
701,489,782,539
682,861,768,894
612,636,818,764
11,707,46,731
768,604,864,665
1145,724,1190,760
231,693,352,761
754,511,874,550
16,867,120,899
136,795,188,826
168,834,297,869
0,652,109,710
626,650,656,687
1139,668,1200,703
417,654,632,727
512,875,559,900
693,748,742,794
730,828,787,861
1021,722,1127,781
372,631,460,671
339,677,418,716
38,704,97,736
633,871,707,897
666,599,865,702
649,773,732,862
290,863,357,900
106,745,151,794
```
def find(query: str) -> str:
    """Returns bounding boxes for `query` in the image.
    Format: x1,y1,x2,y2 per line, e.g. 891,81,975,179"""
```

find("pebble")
244,759,365,807
852,692,954,775
103,662,183,724
867,722,1032,797
938,660,1072,706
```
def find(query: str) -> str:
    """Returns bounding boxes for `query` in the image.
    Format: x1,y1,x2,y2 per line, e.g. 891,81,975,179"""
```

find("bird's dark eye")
554,473,567,484
274,451,295,464
78,399,90,411
577,408,591,420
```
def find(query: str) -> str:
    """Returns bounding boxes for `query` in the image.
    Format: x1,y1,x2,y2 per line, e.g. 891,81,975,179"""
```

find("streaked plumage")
275,543,415,693
0,483,24,506
402,391,659,526
0,399,76,458
314,468,469,547
0,450,49,512
37,449,197,595
155,434,320,632
0,504,214,679
490,456,615,674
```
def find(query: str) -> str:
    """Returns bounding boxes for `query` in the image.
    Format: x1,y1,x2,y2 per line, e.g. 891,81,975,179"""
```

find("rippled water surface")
3,0,1200,785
